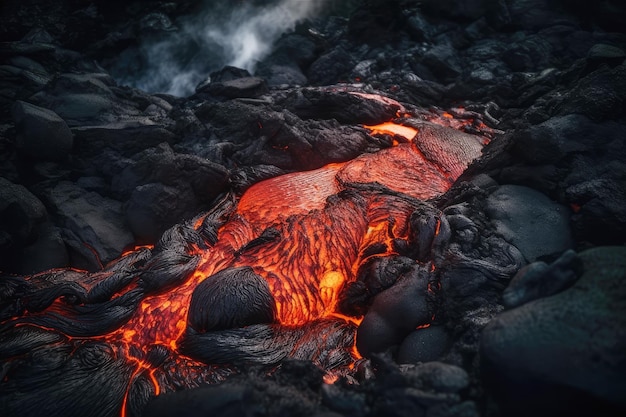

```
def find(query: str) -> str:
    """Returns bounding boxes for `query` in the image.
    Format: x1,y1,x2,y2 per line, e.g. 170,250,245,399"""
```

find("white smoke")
112,0,327,97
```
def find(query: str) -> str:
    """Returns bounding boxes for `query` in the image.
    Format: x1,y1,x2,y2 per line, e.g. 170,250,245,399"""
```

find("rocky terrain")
1,1,625,417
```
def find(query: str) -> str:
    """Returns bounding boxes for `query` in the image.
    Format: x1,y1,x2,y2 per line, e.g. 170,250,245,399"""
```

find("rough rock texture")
41,181,135,270
0,1,625,417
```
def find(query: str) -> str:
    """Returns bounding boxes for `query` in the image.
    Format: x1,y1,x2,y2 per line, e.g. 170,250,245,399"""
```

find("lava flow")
0,109,489,417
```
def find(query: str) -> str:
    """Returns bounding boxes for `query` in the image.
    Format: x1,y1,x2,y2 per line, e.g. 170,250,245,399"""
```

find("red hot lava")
0,102,492,417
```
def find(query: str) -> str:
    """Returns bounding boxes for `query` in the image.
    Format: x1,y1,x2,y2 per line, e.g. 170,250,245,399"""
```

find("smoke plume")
110,0,327,96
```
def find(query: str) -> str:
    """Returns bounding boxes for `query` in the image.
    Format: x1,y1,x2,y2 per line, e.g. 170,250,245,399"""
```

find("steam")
110,0,327,96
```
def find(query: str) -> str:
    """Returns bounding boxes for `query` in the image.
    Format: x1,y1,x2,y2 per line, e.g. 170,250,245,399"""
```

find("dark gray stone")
73,125,177,158
17,222,69,274
0,177,47,245
503,249,583,308
357,265,431,356
402,362,469,394
111,143,229,203
11,100,73,161
124,182,197,242
199,76,269,99
397,326,452,364
143,385,246,417
587,43,626,61
43,181,134,269
422,45,463,82
308,47,357,85
485,185,573,262
481,246,626,417
281,87,401,124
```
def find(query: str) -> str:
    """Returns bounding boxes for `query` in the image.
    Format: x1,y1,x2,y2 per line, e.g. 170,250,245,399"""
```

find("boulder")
11,100,73,161
0,177,47,245
397,326,451,364
502,249,583,308
422,45,463,83
402,362,470,394
42,181,134,270
485,185,573,262
481,246,626,417
199,76,269,100
357,265,432,357
17,222,69,274
125,182,198,242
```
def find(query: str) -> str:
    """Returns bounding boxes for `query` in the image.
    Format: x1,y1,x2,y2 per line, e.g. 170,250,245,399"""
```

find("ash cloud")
110,0,327,96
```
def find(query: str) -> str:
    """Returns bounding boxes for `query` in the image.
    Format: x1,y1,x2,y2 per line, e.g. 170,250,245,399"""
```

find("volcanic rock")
142,384,246,417
11,100,73,161
485,185,573,262
356,264,431,357
41,181,134,270
111,143,229,203
402,361,470,394
308,46,357,85
280,88,401,124
422,45,463,83
0,177,50,272
502,249,584,309
481,246,626,417
397,326,451,364
16,222,69,274
124,182,197,242
199,76,269,100
73,124,177,158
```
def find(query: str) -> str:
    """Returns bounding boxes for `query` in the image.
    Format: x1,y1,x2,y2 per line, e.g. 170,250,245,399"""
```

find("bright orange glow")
121,244,154,257
8,99,490,417
364,122,418,141
323,374,339,384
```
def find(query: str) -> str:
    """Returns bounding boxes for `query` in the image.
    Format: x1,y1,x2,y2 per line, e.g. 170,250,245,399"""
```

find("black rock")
41,181,134,270
198,76,269,100
397,327,451,364
124,182,197,242
16,222,69,274
402,361,469,394
357,265,431,357
481,246,626,417
11,100,73,161
143,384,247,417
0,177,47,244
502,249,584,308
485,185,573,262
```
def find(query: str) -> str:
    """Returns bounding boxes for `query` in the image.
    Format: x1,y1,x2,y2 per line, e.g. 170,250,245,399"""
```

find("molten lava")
363,122,418,141
0,108,490,417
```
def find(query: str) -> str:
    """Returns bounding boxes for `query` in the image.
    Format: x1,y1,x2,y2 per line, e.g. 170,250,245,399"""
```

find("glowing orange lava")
363,122,418,141
3,108,491,417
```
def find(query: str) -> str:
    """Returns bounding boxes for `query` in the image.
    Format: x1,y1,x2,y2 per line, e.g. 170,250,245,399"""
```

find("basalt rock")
40,181,134,270
485,185,573,262
0,1,625,417
481,246,626,417
11,100,73,161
